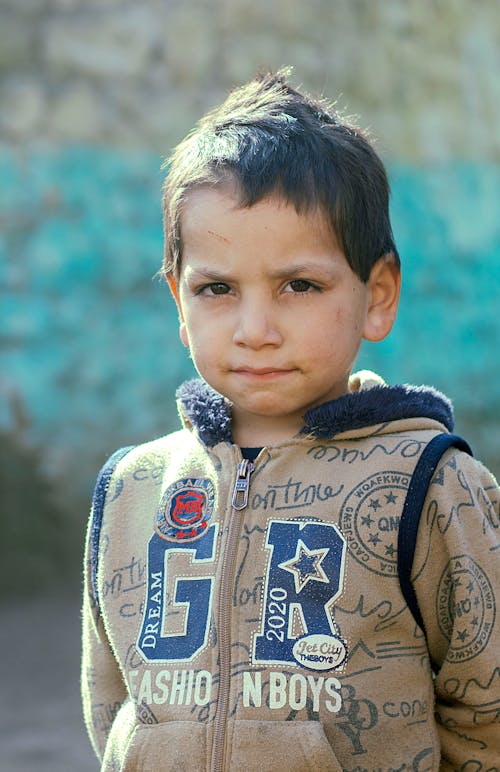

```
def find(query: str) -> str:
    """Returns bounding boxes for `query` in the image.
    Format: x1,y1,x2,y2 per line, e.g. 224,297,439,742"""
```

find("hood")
176,370,454,448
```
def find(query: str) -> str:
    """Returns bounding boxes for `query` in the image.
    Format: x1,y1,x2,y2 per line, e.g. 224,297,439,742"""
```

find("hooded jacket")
81,372,500,771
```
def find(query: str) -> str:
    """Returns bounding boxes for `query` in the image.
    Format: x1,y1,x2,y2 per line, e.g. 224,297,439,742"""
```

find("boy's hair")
162,69,399,282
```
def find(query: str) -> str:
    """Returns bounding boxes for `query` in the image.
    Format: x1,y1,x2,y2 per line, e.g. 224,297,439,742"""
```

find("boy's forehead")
176,187,349,285
180,185,338,246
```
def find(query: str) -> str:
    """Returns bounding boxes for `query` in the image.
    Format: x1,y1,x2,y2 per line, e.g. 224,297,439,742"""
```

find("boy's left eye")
285,279,316,293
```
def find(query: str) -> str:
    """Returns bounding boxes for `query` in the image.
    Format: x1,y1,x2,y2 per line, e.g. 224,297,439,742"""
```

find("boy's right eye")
199,282,231,296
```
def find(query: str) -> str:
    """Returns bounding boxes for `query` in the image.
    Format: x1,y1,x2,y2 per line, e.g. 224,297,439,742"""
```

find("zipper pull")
232,459,255,510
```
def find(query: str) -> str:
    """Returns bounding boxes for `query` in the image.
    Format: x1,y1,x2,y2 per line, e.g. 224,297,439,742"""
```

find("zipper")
231,459,255,510
211,456,255,772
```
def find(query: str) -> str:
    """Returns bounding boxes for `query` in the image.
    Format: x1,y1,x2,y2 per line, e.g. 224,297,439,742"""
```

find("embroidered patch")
155,478,215,542
253,520,348,672
137,524,218,663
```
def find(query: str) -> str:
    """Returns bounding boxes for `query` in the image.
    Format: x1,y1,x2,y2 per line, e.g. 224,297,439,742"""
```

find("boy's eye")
200,282,231,295
286,279,316,293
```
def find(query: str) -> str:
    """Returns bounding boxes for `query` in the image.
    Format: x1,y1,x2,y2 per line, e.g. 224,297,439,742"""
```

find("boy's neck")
232,412,304,447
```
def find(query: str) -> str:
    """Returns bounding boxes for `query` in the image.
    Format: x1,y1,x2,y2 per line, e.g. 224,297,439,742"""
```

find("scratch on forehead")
207,229,230,244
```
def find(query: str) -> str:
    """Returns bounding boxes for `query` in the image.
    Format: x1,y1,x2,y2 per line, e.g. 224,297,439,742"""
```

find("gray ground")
0,592,98,771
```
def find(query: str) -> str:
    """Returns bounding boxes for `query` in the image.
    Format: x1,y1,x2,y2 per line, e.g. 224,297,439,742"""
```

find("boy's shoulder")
427,438,497,493
96,428,197,478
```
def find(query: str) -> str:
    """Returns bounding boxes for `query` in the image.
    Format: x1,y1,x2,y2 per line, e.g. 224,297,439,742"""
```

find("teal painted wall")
358,163,500,428
1,147,499,591
1,147,193,466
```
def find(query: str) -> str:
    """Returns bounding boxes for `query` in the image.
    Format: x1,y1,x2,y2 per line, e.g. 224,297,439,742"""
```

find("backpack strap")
90,446,135,611
398,433,473,636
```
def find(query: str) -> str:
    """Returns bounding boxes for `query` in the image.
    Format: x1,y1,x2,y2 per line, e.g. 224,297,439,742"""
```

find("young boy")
82,71,500,770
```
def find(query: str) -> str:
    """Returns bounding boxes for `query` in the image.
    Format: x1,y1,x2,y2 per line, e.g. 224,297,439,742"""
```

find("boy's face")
170,186,399,446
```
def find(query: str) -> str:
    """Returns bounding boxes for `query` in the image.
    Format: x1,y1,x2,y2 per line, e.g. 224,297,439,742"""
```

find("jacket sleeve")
413,449,500,769
81,447,135,761
81,504,128,762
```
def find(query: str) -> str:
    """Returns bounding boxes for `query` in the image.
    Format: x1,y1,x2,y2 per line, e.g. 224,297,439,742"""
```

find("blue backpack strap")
90,446,135,611
398,433,473,636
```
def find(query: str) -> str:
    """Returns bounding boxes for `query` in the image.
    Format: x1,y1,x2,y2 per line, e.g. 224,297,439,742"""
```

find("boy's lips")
232,366,296,378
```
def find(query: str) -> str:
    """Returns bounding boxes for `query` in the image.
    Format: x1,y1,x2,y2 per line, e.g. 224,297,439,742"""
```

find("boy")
82,70,500,770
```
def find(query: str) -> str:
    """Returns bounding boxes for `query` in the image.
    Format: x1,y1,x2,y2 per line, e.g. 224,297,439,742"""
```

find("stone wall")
1,0,499,592
2,0,499,159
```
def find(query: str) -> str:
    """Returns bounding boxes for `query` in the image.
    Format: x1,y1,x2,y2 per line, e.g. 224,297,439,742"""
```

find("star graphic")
278,540,330,594
368,533,382,546
361,514,374,527
368,498,381,511
466,581,475,594
385,543,396,558
385,492,397,504
457,629,469,642
471,616,479,627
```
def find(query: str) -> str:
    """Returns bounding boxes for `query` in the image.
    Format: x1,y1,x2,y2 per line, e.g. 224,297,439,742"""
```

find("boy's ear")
362,254,401,342
166,274,189,348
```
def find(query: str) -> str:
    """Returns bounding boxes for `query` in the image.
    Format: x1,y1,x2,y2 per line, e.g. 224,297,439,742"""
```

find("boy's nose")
232,301,282,349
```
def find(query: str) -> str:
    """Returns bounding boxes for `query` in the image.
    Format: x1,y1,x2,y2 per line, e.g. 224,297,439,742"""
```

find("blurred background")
1,0,499,768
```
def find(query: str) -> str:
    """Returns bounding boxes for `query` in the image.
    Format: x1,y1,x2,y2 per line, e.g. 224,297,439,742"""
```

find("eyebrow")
182,266,234,282
267,261,340,280
183,260,340,283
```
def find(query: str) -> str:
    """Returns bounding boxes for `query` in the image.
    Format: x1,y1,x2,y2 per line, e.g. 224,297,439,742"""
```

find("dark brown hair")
162,69,399,282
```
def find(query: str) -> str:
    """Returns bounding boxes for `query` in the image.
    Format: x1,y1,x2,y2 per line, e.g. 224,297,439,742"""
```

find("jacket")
81,371,500,771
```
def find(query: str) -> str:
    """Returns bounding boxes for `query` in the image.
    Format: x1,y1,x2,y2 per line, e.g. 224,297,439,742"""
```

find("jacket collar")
176,375,454,447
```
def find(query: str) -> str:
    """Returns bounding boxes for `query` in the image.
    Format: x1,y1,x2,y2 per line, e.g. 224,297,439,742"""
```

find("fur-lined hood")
176,370,454,447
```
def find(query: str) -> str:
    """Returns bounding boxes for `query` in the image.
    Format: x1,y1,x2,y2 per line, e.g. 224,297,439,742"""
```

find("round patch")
338,471,410,576
436,555,495,663
155,478,215,542
292,633,348,671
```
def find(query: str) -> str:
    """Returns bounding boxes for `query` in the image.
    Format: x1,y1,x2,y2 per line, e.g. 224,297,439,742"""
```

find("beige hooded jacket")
82,373,500,771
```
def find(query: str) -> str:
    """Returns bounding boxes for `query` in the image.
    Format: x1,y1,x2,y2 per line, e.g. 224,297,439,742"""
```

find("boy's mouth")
232,367,295,378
